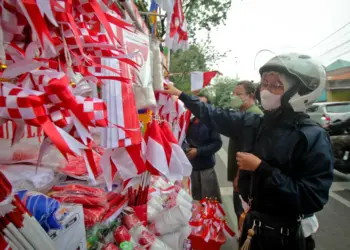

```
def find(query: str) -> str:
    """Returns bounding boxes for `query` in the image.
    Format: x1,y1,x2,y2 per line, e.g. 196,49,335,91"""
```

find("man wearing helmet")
162,53,333,250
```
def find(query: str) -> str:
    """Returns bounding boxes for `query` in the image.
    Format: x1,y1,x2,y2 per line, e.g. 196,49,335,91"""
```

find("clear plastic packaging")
159,226,192,250
0,164,63,193
148,205,191,236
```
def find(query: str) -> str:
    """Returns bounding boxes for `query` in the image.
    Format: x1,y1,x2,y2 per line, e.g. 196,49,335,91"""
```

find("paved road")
217,136,350,250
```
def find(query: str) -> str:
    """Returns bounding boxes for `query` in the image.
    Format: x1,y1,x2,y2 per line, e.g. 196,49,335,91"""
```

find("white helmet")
259,53,326,112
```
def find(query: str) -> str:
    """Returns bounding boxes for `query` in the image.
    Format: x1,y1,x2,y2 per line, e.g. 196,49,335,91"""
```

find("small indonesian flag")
190,71,219,91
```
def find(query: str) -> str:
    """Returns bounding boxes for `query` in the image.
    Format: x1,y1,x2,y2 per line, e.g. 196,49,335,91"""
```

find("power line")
310,20,350,50
320,40,350,57
328,48,350,62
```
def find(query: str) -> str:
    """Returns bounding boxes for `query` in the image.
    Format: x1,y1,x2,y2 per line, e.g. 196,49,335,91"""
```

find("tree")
133,0,231,92
211,77,238,108
169,44,208,93
182,0,232,37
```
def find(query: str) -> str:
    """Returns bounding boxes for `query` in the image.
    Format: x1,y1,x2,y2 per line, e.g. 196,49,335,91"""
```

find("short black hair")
237,80,256,96
197,93,211,104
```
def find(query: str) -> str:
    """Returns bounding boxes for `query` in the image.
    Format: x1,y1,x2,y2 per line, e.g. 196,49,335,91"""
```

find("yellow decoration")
0,78,10,82
70,81,76,88
0,64,7,70
139,109,153,124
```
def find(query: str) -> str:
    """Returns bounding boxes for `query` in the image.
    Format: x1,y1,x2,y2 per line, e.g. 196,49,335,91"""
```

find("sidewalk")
221,194,239,249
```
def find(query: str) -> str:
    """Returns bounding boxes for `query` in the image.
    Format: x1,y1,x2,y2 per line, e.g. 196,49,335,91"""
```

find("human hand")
186,148,197,160
162,83,182,96
236,152,262,172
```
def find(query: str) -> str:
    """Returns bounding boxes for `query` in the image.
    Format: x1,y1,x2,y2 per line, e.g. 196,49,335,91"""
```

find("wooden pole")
138,11,166,17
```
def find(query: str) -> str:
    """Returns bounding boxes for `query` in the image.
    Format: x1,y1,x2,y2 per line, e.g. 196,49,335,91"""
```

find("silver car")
306,102,350,128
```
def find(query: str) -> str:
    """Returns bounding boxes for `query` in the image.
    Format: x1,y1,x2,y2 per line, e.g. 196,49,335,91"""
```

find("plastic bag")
114,226,132,244
58,152,103,178
129,225,171,250
148,205,191,236
150,38,164,91
159,226,192,250
123,213,142,230
51,182,105,196
50,192,108,208
17,190,61,231
101,243,119,250
147,196,164,222
0,164,59,193
84,206,107,228
133,85,157,110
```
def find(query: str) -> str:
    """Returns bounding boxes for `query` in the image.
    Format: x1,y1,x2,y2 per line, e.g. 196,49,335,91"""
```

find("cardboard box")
49,205,87,250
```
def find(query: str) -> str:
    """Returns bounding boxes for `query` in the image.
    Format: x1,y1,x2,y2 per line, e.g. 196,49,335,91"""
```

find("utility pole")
235,57,238,79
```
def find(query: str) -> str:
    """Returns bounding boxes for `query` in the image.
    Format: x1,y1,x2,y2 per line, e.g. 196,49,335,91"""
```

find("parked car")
306,101,350,128
326,119,350,173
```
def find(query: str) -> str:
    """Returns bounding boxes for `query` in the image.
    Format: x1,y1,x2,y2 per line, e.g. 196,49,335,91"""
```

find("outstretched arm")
162,84,259,138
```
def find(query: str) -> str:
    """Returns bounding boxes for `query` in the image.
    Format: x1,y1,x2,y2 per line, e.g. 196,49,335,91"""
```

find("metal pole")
235,57,238,79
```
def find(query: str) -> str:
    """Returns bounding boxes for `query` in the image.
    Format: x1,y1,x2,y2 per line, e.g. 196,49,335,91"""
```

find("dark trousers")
305,236,316,250
191,168,222,203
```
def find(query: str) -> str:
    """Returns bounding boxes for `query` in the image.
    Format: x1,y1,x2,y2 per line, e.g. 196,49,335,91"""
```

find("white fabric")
190,71,204,91
146,137,169,176
154,0,174,14
110,147,141,180
301,215,319,237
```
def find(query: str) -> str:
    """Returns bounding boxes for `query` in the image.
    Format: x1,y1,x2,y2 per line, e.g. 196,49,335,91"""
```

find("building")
325,59,350,102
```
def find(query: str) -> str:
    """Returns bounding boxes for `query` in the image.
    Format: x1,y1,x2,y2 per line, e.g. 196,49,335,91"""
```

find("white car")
306,102,350,128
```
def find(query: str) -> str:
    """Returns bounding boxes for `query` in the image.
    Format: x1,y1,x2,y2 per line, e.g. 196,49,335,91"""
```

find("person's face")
260,71,285,95
198,96,208,103
259,71,288,111
232,85,252,108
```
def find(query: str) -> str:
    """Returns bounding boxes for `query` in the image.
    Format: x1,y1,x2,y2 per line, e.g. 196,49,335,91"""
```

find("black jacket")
184,117,223,171
179,92,333,217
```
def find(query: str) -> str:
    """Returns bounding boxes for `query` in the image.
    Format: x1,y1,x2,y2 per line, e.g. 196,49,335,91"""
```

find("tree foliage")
169,45,207,93
211,77,238,108
182,0,232,37
134,0,232,39
133,0,232,93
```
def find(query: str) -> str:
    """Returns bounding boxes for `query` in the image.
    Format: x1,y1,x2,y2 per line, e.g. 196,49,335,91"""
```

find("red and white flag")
144,121,170,177
160,122,192,179
164,0,189,51
190,71,219,91
100,144,146,191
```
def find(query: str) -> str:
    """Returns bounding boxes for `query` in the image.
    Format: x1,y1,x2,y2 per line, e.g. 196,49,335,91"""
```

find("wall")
327,89,350,102
316,89,327,102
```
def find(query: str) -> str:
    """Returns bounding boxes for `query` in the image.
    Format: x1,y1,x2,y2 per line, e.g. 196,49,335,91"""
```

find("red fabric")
83,206,106,228
59,152,103,177
51,193,108,208
51,184,105,196
130,204,147,226
189,232,226,250
202,71,219,87
123,213,142,230
144,121,171,175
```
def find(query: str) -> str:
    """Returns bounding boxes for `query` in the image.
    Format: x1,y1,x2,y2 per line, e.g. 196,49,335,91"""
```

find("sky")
200,0,350,81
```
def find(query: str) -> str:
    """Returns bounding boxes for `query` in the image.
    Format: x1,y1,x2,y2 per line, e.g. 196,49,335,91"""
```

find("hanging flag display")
0,1,235,249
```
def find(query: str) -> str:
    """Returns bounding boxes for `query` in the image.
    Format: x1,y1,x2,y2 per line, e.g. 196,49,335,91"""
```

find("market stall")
0,1,234,249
